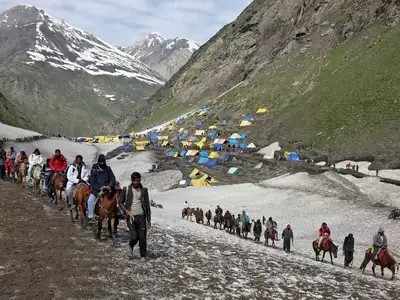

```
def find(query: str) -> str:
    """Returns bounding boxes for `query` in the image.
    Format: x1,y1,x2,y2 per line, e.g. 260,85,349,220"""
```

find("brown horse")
360,248,399,280
95,186,121,242
264,228,278,247
70,183,91,227
51,173,67,210
313,238,338,265
16,160,28,185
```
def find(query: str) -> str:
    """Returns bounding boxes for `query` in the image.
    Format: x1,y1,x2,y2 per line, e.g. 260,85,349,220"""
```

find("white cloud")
0,0,252,46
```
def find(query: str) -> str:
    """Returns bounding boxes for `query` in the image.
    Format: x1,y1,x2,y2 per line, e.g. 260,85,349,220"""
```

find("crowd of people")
0,145,152,259
184,203,393,272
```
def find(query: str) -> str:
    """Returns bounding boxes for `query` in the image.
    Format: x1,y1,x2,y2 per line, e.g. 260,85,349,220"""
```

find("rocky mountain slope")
144,0,400,162
0,92,32,130
122,33,199,81
0,5,164,136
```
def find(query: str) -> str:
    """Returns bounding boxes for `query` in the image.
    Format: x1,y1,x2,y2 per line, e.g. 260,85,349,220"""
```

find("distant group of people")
1,145,152,259
184,203,392,270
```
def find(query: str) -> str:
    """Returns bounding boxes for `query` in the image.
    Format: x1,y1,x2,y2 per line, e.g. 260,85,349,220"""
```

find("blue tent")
228,138,240,146
239,143,247,150
198,157,209,165
205,159,218,168
199,150,209,158
214,144,224,151
287,152,301,161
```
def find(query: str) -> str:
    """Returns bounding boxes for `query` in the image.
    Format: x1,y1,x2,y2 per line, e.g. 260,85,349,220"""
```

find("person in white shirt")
27,149,44,181
66,155,89,207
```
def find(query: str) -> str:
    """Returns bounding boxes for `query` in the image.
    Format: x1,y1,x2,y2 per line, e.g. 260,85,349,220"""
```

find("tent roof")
240,120,252,127
229,133,241,139
209,151,220,159
208,125,218,129
256,107,269,114
186,150,199,157
189,168,201,178
213,138,226,144
227,167,239,175
247,143,257,149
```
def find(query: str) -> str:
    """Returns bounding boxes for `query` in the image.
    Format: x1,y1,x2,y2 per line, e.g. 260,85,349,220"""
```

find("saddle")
376,248,396,266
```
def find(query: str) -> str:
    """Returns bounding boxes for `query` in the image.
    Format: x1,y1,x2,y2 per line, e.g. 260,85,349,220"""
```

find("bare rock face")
0,5,164,136
122,33,200,81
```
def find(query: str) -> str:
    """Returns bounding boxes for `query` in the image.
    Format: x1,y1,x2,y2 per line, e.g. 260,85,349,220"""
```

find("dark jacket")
343,235,355,252
282,228,294,241
253,221,262,236
89,163,116,194
121,184,151,224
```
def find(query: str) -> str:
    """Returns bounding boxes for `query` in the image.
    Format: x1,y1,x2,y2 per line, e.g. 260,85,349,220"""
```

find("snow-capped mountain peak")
123,33,200,80
0,5,164,86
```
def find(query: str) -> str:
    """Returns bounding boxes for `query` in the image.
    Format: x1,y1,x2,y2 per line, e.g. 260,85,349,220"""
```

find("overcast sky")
0,0,252,46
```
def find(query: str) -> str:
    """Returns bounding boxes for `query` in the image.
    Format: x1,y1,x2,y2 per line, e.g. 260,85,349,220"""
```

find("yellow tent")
191,177,211,187
136,145,146,151
161,140,170,147
256,107,269,114
135,140,150,147
240,120,252,127
209,151,220,159
190,168,201,178
159,136,169,141
208,125,218,129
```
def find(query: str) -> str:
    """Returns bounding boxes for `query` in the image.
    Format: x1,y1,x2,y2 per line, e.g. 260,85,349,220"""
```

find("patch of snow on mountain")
186,39,200,52
24,11,164,86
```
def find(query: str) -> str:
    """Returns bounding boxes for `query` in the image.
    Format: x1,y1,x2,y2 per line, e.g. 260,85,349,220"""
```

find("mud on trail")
1,181,400,299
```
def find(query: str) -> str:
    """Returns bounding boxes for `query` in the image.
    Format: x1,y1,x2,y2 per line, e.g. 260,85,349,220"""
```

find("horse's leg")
390,266,395,280
107,218,112,238
381,266,384,277
96,219,102,240
321,251,326,262
372,263,376,277
330,251,333,265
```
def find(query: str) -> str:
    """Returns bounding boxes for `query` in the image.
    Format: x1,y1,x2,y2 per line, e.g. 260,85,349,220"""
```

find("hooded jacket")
89,163,116,194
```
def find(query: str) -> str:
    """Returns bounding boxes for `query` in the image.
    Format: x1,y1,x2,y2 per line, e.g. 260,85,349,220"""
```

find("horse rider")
120,172,151,259
0,147,5,180
87,154,116,222
215,205,223,216
5,146,16,179
66,155,89,207
266,217,278,240
46,149,68,196
253,219,262,242
318,222,331,249
27,149,44,182
282,224,294,253
15,150,28,171
371,227,388,264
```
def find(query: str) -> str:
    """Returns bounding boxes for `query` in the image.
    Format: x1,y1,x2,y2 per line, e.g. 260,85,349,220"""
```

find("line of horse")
182,207,399,280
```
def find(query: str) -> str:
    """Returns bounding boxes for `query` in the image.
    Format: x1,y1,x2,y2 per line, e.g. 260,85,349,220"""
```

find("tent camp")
256,107,269,114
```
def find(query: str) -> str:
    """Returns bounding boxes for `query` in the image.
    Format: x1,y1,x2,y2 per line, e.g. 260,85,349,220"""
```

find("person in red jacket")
45,149,68,195
318,222,331,249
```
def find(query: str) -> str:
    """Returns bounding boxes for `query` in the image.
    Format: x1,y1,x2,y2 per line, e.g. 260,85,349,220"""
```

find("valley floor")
0,181,399,299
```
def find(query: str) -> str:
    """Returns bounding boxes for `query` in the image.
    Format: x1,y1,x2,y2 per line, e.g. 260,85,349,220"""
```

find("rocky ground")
1,181,399,299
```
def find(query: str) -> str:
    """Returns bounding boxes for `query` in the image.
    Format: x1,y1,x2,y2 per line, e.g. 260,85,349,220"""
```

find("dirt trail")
0,182,115,299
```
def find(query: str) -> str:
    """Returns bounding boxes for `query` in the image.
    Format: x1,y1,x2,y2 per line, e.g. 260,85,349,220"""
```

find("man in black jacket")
343,233,355,267
87,155,116,221
121,172,151,258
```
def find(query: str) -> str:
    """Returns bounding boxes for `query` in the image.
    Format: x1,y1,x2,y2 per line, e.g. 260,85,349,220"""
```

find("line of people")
1,145,153,259
185,204,393,271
